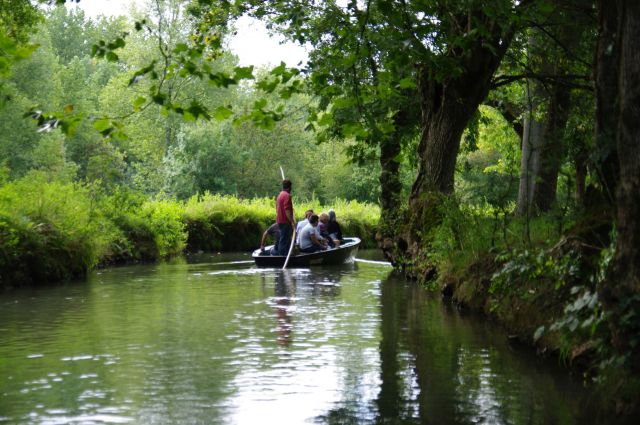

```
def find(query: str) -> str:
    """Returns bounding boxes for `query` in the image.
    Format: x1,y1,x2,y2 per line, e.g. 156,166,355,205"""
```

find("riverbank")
392,201,640,417
0,174,379,288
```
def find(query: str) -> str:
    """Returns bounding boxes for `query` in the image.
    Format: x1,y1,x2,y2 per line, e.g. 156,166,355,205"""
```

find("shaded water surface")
0,252,621,424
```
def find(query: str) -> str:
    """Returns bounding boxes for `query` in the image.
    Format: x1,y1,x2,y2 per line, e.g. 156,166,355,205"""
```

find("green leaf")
213,105,233,120
187,102,210,120
233,66,255,81
106,51,119,62
174,43,188,54
378,122,396,135
254,98,268,110
208,72,235,87
398,77,416,89
93,119,111,132
133,96,146,111
332,97,356,109
317,113,333,127
109,37,126,49
271,62,286,76
152,93,166,105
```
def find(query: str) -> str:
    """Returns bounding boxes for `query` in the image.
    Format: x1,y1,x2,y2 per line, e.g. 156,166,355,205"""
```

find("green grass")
183,193,380,251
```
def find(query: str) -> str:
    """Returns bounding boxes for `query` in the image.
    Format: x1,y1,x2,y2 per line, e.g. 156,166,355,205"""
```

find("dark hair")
282,179,292,190
305,209,314,218
309,214,319,225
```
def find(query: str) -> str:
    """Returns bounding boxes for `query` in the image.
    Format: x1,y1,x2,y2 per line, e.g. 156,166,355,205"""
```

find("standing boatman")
276,179,295,255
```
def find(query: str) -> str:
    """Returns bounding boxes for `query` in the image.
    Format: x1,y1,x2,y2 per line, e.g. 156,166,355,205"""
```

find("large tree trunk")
598,0,640,373
594,0,621,206
393,31,512,270
614,1,640,294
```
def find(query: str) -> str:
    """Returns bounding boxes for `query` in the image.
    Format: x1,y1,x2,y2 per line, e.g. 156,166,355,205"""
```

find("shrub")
139,199,187,258
183,193,380,251
0,173,109,287
184,193,274,251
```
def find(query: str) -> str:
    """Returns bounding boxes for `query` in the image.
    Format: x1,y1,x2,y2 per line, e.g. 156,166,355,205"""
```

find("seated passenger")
298,214,327,253
327,209,343,246
318,212,339,248
260,222,280,255
296,209,314,243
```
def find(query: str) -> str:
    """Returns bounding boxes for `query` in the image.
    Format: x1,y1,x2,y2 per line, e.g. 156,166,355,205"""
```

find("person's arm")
260,230,269,250
310,232,323,247
315,227,327,246
286,209,295,228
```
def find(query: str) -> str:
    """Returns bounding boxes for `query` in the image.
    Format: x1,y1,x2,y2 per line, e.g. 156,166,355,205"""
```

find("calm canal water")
0,251,624,424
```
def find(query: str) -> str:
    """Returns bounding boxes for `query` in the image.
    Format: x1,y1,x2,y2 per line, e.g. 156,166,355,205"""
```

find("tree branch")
491,73,593,91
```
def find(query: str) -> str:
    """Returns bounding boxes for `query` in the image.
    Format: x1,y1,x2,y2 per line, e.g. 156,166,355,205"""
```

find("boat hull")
252,237,361,268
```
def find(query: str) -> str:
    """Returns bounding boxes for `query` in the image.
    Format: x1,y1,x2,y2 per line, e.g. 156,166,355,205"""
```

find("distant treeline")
0,172,379,288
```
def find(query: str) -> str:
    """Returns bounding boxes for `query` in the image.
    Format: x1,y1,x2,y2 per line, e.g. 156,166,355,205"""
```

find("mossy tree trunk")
388,24,514,273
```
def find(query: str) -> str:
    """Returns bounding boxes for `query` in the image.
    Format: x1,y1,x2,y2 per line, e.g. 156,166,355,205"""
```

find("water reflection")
316,272,625,425
0,255,628,425
273,272,294,347
268,268,345,347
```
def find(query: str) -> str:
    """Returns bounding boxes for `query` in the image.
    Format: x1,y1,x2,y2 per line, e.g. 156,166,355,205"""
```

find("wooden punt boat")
252,237,361,268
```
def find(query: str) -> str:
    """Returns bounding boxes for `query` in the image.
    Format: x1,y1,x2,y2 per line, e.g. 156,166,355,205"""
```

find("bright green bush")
0,173,110,287
184,193,275,251
139,199,187,257
98,189,159,263
183,193,380,251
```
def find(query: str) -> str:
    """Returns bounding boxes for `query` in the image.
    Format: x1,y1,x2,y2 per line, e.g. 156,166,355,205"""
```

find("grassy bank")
0,176,379,288
183,193,379,252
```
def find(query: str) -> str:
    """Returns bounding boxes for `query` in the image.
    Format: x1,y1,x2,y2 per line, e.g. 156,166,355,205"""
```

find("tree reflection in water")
315,272,612,425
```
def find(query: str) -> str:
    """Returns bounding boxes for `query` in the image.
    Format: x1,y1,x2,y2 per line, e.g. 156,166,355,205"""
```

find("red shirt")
276,190,293,224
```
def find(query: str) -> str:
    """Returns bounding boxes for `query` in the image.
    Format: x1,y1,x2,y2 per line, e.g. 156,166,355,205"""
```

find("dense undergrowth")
416,196,639,414
0,175,379,288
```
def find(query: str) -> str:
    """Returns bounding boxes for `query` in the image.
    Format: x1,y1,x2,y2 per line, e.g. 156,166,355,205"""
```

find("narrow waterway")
0,251,621,424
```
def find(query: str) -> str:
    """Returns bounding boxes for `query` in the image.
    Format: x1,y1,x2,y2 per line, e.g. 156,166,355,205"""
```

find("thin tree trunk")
516,82,544,216
379,134,403,222
574,147,588,208
533,83,571,212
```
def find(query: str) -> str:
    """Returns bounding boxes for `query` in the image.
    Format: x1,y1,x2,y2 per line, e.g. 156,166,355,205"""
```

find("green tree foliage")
457,106,521,209
0,0,42,43
243,0,421,228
